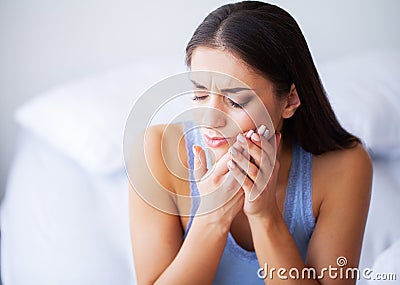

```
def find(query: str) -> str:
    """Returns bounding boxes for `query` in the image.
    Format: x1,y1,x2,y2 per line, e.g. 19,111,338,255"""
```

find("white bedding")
1,130,136,285
368,238,400,284
358,159,400,284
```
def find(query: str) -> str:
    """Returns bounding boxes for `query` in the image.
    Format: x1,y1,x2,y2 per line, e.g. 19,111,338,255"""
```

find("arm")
229,131,372,284
129,186,230,285
304,144,372,284
129,126,243,285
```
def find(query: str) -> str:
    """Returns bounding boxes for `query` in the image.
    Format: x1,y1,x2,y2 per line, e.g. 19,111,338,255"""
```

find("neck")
278,134,294,176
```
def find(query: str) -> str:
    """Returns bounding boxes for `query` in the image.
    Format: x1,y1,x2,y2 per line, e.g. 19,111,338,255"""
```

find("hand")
192,145,244,229
227,125,282,218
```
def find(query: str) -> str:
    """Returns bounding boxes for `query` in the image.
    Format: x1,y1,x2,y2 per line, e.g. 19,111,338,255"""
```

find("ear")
281,84,300,119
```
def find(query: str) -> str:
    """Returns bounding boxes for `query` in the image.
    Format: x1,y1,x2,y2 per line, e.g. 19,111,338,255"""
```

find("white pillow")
368,238,400,284
359,158,400,274
319,50,400,158
15,58,187,174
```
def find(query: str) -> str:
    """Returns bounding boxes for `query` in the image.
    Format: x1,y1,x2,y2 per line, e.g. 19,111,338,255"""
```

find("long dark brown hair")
185,1,360,155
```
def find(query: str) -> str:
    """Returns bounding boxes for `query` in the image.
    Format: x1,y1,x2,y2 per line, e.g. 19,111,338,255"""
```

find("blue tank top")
182,121,316,285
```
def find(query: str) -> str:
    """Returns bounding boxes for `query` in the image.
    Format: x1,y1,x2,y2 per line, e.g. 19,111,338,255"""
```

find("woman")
128,1,372,284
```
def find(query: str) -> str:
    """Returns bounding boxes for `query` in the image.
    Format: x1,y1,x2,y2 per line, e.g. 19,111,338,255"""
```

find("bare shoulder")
312,143,373,218
143,123,183,142
313,143,373,180
307,144,374,269
132,123,188,194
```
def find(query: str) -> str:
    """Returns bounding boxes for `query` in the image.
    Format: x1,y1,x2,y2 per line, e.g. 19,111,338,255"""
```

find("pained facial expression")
189,47,286,161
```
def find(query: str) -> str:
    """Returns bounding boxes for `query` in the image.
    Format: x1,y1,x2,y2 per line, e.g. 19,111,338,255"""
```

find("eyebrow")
190,79,254,94
221,87,254,93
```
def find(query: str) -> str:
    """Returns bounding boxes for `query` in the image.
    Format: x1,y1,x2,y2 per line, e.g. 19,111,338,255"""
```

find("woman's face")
189,47,286,161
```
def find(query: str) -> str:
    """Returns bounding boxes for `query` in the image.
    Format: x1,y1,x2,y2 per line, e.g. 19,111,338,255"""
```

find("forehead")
190,47,271,90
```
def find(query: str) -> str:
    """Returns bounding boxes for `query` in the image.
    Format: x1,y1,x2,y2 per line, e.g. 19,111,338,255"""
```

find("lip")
203,134,230,148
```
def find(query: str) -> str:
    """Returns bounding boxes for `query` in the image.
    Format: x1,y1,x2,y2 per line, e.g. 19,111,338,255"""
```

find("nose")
201,95,227,129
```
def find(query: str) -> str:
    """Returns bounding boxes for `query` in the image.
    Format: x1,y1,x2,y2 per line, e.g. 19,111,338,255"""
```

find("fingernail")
192,145,197,156
227,160,235,169
230,147,238,156
246,129,254,138
257,125,266,135
263,129,270,138
251,132,261,142
237,134,246,143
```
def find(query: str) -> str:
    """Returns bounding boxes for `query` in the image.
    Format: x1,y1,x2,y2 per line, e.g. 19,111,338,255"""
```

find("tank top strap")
298,144,316,236
283,143,316,259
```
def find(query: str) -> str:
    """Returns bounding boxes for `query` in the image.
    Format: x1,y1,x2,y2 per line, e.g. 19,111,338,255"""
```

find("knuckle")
212,174,220,185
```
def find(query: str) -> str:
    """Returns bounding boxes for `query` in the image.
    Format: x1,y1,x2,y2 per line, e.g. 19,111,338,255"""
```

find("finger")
222,184,245,216
222,169,242,194
249,135,281,201
211,151,231,179
253,131,281,166
256,124,274,140
227,159,255,198
250,129,275,155
251,159,280,201
230,140,251,160
250,125,279,155
236,133,265,168
229,146,260,183
193,145,208,180
245,129,255,139
206,169,242,208
240,132,275,168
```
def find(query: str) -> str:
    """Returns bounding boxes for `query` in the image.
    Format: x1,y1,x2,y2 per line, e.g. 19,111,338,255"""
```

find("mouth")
203,134,231,148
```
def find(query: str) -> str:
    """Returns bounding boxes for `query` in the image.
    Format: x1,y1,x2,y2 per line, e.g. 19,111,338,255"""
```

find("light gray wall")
0,0,399,197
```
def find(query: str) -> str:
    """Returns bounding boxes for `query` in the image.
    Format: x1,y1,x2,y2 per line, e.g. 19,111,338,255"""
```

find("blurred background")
0,1,399,285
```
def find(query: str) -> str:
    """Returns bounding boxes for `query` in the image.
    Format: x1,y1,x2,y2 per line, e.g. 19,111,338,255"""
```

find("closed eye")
226,97,248,108
191,94,208,101
191,94,249,109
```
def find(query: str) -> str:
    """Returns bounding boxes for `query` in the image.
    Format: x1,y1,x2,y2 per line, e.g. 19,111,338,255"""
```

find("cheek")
238,102,276,130
191,102,201,122
258,96,284,132
224,110,254,134
237,102,277,132
266,106,283,131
